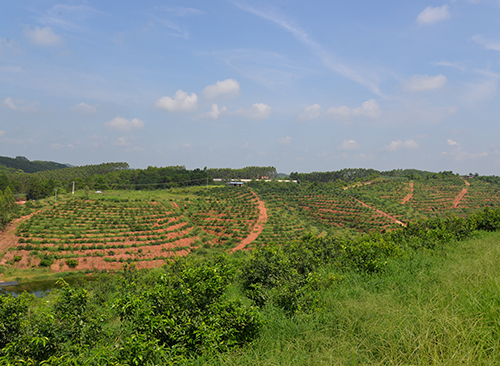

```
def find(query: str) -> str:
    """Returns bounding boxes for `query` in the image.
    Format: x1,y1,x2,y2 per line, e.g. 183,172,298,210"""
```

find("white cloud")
113,137,130,146
236,103,272,120
202,79,240,99
432,61,466,71
403,74,447,92
197,104,227,120
72,102,97,114
154,7,204,17
233,2,382,95
38,4,104,33
472,35,500,51
463,80,497,103
298,104,321,121
24,26,63,46
3,97,40,112
155,90,198,112
105,116,145,131
327,99,381,118
385,139,419,151
338,139,361,151
442,144,488,161
4,97,17,110
447,139,459,146
0,130,5,137
51,143,74,149
278,136,292,145
417,5,451,25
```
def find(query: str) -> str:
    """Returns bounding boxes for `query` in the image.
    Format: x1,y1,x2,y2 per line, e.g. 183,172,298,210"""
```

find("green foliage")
65,259,78,268
117,256,262,358
206,166,278,180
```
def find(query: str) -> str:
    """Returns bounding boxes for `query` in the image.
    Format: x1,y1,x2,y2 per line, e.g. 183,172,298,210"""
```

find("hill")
0,156,70,173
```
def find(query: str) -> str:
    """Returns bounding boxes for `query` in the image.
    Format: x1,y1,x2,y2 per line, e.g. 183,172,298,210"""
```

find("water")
0,276,97,298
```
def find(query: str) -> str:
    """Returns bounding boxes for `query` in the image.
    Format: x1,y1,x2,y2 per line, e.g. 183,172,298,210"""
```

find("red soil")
350,196,406,226
231,190,268,252
451,179,470,209
401,182,414,204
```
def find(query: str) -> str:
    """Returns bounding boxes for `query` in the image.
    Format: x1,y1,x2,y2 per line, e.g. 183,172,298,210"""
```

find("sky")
1,0,500,175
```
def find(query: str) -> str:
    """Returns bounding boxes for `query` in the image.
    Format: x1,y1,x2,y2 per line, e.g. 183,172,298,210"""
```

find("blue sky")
1,0,500,174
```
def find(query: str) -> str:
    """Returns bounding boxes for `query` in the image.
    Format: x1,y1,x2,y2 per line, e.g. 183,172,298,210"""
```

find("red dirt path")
401,182,414,204
230,190,267,252
350,196,406,227
451,179,470,209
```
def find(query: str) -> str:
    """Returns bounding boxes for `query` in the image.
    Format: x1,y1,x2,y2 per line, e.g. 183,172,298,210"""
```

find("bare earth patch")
401,182,414,204
231,190,267,252
350,196,406,227
451,179,470,209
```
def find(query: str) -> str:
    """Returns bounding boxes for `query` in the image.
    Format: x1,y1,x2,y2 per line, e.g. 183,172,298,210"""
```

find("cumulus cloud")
24,26,63,46
236,103,272,120
105,116,145,131
72,102,97,114
0,130,5,137
385,139,419,152
447,139,459,146
278,136,292,145
472,35,500,51
403,74,447,92
338,139,361,151
298,104,321,121
3,97,40,112
327,99,381,118
417,5,451,25
155,90,198,112
197,104,227,120
202,79,240,99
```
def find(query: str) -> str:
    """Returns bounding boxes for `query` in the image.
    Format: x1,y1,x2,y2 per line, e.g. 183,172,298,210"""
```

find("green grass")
203,231,500,365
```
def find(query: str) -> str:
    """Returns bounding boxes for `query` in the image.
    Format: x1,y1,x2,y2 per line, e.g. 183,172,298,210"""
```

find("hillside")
0,156,70,173
1,175,498,273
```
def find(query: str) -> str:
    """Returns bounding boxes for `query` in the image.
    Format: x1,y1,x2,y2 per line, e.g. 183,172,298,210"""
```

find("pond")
0,276,98,297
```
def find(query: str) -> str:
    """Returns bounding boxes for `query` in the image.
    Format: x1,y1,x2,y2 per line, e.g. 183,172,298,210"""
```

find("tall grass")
205,231,500,365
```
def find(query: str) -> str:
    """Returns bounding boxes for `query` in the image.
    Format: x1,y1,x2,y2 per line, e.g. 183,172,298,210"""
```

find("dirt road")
451,179,470,209
401,181,414,204
350,196,406,227
231,190,267,252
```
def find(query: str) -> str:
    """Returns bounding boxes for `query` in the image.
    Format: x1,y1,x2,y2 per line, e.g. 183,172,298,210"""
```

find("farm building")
227,182,244,187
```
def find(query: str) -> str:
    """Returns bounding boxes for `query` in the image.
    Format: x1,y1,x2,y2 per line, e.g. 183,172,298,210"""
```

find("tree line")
206,166,278,180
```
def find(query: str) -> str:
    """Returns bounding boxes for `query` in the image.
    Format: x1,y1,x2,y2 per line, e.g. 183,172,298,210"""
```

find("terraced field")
5,198,196,270
2,177,500,274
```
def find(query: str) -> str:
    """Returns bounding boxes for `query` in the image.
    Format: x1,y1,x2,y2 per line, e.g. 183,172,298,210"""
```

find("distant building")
227,182,244,187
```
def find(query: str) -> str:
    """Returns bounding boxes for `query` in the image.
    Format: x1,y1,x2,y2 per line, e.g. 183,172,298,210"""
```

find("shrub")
65,258,79,268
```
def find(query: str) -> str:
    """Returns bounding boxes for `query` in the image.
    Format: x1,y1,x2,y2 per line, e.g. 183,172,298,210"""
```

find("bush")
65,258,78,268
38,253,54,267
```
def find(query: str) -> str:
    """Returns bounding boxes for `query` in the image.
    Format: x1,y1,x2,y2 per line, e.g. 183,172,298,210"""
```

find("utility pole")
54,188,58,203
72,181,75,195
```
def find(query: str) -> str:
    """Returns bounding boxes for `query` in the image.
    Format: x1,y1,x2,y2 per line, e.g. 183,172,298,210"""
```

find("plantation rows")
188,187,260,247
250,182,401,233
8,198,198,269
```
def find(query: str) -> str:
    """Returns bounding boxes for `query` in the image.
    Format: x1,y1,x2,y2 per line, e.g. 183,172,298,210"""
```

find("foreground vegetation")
2,207,500,364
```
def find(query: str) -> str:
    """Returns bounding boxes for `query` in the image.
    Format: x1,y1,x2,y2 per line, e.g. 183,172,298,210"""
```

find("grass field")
203,230,500,365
